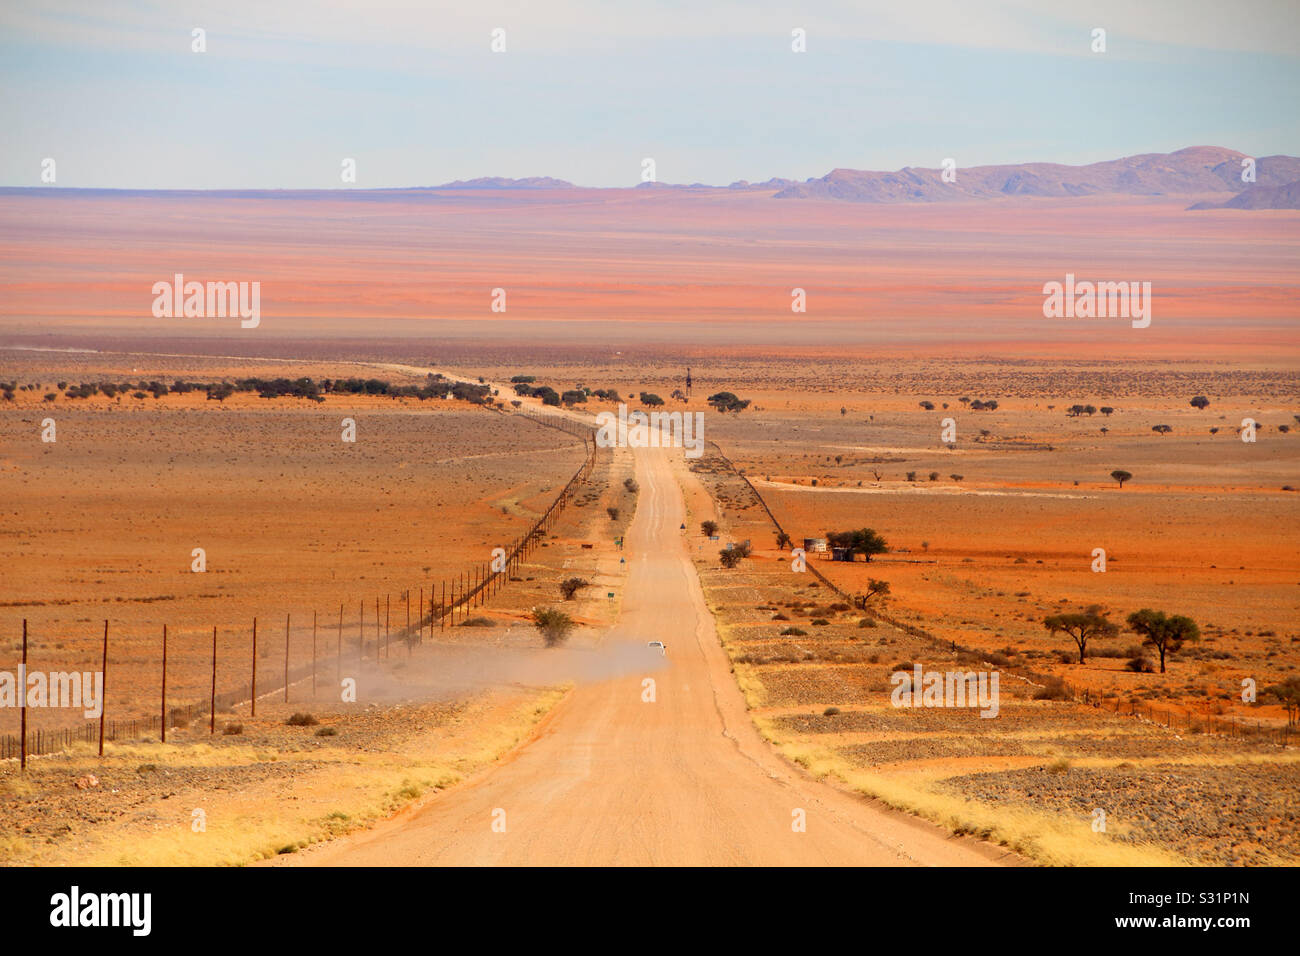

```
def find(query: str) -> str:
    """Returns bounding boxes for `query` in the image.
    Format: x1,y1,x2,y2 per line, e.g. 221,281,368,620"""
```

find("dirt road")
273,444,1012,866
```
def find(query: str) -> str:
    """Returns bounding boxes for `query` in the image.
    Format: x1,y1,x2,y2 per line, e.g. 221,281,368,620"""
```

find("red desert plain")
0,178,1297,358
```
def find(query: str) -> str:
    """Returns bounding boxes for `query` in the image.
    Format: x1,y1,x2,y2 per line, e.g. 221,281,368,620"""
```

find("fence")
3,410,599,768
1073,684,1293,746
703,441,1295,748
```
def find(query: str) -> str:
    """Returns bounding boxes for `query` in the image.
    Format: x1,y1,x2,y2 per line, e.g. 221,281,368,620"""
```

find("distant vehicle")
647,641,667,656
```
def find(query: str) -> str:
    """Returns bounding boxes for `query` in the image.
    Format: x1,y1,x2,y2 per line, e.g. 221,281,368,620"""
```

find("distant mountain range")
767,147,1300,207
427,147,1300,209
7,148,1298,209
434,176,575,190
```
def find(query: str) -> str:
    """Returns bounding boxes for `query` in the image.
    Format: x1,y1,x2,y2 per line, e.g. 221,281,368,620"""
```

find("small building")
830,547,854,562
803,537,828,553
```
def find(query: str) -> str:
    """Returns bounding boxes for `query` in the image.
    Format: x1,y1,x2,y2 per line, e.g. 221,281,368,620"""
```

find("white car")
646,641,667,656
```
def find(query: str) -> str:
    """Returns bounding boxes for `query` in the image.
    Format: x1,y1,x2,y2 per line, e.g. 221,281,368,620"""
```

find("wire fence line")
3,410,599,768
703,441,1294,748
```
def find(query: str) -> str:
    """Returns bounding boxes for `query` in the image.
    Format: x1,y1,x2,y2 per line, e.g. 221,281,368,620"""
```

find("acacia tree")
1044,606,1119,663
701,520,719,537
825,528,888,562
1110,469,1132,488
1190,395,1210,410
1126,609,1199,673
1263,676,1300,726
706,391,750,413
852,579,891,610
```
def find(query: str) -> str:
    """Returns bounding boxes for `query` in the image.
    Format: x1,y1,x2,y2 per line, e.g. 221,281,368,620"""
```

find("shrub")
222,722,244,735
811,618,830,626
701,519,719,537
719,548,743,569
559,577,590,600
607,507,620,520
781,627,808,636
287,712,319,726
1032,678,1071,701
315,726,338,737
461,616,493,627
532,607,574,647
823,706,841,716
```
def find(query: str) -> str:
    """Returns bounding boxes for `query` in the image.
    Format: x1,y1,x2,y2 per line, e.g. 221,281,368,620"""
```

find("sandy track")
271,445,1011,866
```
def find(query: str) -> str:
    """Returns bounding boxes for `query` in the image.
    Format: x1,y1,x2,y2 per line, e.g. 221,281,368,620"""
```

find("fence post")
336,604,343,684
99,620,108,756
284,613,291,704
440,582,446,632
160,624,168,743
20,619,28,772
311,611,317,698
375,596,380,658
385,595,390,655
359,600,364,663
419,588,424,644
210,625,217,734
250,617,258,718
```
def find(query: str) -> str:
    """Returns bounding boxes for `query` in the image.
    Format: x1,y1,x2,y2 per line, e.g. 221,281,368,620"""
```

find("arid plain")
1,182,1296,865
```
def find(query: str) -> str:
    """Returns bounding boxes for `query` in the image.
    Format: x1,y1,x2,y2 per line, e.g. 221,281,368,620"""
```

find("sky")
1,0,1298,189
